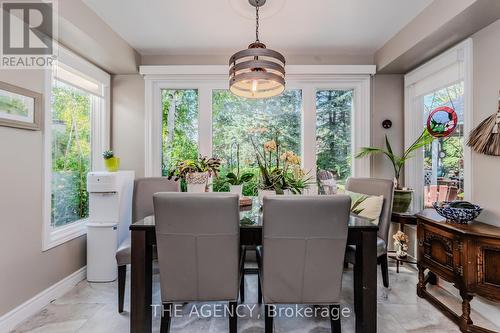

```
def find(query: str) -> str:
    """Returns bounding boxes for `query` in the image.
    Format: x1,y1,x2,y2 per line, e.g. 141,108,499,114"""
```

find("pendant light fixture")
229,0,285,99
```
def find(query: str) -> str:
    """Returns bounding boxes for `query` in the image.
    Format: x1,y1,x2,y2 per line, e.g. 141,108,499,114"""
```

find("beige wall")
471,19,500,227
0,70,87,316
371,75,404,180
0,0,139,318
111,74,145,177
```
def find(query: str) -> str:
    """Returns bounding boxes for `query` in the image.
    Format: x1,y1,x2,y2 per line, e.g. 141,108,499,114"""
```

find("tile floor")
11,262,499,333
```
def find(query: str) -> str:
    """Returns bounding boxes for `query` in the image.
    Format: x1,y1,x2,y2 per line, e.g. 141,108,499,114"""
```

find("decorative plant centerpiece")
252,132,311,199
393,230,409,259
167,156,221,192
355,129,434,212
103,150,120,172
225,144,254,197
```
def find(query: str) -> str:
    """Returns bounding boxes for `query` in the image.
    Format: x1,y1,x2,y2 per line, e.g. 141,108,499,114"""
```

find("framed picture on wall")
0,81,43,130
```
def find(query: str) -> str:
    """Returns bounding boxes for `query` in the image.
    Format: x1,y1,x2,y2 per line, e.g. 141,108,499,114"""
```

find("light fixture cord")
255,0,260,42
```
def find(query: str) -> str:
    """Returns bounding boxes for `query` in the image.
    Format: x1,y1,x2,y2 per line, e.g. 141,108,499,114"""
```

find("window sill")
42,218,88,251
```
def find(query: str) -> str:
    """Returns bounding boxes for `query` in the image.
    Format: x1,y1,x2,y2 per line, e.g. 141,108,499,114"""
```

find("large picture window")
51,80,92,227
316,89,353,183
43,47,110,250
212,89,301,194
142,66,373,181
161,89,199,175
405,39,472,210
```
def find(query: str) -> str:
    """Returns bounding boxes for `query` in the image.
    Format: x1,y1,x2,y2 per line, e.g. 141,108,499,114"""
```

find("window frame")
42,46,110,251
142,65,374,181
404,39,473,210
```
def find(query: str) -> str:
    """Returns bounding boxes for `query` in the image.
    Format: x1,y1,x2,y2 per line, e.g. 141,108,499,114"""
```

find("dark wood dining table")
129,198,378,333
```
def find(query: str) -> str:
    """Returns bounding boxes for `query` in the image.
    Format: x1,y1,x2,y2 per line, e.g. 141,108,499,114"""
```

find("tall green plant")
355,129,434,189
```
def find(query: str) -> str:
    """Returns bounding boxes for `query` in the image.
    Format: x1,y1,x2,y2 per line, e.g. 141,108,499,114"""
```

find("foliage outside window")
422,82,465,200
316,89,353,183
212,89,302,195
161,89,199,176
51,80,91,227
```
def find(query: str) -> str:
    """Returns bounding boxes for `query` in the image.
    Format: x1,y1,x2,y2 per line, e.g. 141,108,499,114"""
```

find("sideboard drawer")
418,222,460,281
475,240,500,300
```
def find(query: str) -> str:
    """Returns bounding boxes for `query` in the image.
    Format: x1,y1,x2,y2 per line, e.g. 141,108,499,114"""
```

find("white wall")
111,74,145,177
471,19,500,227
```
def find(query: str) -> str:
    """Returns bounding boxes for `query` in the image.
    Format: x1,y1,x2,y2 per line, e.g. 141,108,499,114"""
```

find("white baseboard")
0,266,87,333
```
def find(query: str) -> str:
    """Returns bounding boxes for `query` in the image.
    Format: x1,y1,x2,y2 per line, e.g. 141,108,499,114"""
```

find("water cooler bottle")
86,171,134,282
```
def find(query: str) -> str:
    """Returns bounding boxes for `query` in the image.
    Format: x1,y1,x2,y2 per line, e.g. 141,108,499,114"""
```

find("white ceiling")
83,0,433,56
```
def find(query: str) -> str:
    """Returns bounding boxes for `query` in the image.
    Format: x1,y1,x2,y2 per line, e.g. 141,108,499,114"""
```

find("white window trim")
404,39,473,210
42,46,110,251
141,65,374,180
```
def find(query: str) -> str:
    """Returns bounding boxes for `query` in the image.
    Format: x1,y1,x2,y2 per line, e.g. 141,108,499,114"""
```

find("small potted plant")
393,230,409,259
226,143,254,197
102,150,120,172
167,156,221,192
355,129,434,212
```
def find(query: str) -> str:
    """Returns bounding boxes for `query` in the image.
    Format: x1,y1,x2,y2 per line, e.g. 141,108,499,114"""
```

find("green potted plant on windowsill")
167,156,221,192
103,150,120,172
355,129,434,212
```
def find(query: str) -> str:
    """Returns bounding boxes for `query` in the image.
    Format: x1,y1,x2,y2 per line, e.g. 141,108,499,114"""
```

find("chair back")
153,192,240,302
262,195,351,304
132,177,179,222
345,177,394,245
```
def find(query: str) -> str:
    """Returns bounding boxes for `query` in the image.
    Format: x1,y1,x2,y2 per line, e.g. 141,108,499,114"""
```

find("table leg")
131,230,153,333
354,231,377,333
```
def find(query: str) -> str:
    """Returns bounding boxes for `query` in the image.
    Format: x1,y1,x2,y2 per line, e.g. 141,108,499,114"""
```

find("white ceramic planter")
258,189,276,203
229,185,243,197
186,172,209,193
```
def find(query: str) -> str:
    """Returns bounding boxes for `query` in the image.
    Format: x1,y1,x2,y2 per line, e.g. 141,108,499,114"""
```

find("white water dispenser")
86,171,134,282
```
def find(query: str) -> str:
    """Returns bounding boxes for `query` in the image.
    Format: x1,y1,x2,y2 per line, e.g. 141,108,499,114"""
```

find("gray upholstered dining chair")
153,192,242,333
343,177,394,288
116,177,179,313
257,195,351,333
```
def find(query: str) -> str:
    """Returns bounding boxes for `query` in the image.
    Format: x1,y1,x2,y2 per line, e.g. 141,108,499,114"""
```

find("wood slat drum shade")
229,44,285,99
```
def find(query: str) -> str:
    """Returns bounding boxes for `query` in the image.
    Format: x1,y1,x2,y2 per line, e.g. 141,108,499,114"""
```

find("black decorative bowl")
433,201,482,224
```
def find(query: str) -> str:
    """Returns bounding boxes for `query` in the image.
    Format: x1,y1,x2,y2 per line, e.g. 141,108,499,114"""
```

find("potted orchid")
252,131,310,200
167,156,221,192
226,143,254,197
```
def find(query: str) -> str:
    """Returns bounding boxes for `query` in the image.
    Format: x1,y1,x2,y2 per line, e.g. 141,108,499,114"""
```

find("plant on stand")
355,129,434,212
225,143,254,197
167,156,221,192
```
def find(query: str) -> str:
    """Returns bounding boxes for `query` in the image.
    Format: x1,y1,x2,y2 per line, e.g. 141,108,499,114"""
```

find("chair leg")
229,301,237,333
117,265,127,313
240,273,245,303
329,304,341,333
379,253,389,288
160,303,172,333
257,273,262,304
265,305,273,333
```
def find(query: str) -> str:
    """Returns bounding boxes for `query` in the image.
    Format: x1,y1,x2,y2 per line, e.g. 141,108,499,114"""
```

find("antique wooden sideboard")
416,209,500,333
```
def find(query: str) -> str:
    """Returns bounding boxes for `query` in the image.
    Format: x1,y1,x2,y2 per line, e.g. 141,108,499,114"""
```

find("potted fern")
355,129,434,212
